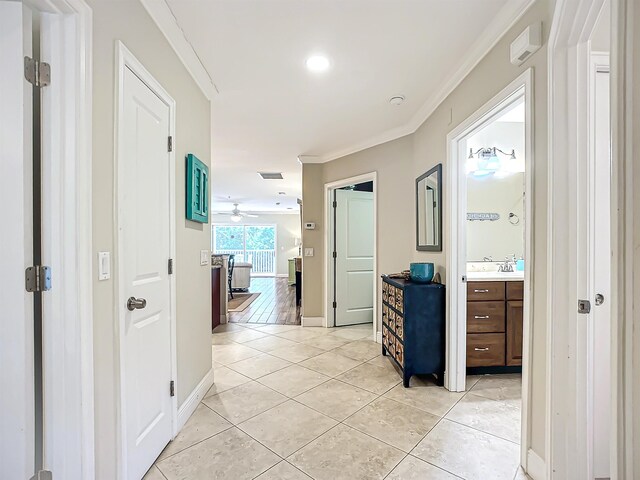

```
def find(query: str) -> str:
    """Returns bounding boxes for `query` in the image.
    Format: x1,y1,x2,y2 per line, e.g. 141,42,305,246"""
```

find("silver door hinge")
168,258,174,275
168,136,173,152
25,266,52,293
29,470,53,480
24,57,51,87
170,380,175,397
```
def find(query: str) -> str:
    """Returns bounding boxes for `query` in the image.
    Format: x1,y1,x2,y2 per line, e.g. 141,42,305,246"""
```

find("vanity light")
306,55,330,72
467,147,516,177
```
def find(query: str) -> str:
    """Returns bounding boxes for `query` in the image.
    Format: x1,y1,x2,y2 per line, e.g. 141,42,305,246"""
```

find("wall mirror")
416,164,443,251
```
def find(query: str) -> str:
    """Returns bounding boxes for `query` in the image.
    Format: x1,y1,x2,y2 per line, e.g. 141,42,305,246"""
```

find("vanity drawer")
507,281,524,300
467,333,505,367
467,301,505,333
467,281,505,301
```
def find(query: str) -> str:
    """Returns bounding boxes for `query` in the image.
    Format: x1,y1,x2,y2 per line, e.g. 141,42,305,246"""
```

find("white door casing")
334,189,374,326
590,61,611,479
116,44,177,480
0,3,34,478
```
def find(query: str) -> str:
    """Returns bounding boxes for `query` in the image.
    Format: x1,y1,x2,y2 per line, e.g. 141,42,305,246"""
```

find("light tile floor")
149,322,529,480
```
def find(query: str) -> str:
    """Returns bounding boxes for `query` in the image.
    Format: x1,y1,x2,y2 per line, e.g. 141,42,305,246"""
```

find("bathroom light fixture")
306,55,330,72
467,147,516,177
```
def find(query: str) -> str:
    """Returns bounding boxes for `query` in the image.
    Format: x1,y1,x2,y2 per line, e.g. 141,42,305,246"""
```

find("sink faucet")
498,255,517,272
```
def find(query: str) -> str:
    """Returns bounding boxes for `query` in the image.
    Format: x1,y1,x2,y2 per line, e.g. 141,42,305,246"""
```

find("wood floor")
229,276,301,325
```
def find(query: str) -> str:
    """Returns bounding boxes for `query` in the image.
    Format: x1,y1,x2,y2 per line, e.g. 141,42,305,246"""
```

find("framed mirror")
416,164,442,251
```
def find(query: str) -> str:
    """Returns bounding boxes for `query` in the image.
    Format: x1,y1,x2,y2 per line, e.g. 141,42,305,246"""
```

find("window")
212,224,277,276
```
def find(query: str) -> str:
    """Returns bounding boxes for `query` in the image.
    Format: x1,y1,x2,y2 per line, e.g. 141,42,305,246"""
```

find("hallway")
147,320,524,480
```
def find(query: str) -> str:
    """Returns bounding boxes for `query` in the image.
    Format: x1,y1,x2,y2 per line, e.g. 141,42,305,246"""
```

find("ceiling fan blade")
245,214,259,218
212,212,232,215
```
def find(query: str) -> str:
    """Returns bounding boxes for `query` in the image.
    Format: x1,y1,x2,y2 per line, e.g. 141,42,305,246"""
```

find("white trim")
526,449,546,480
324,172,377,343
301,316,325,327
177,369,214,431
445,70,534,470
375,331,382,344
276,273,289,278
114,41,178,479
139,0,217,100
610,0,637,477
297,0,535,163
29,0,95,477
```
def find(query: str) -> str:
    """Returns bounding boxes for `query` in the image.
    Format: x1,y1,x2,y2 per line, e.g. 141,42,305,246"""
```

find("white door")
0,4,35,478
334,189,374,326
591,67,611,479
120,66,173,480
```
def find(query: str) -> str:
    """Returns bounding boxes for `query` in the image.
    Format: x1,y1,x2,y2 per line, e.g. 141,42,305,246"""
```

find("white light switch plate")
98,251,110,280
200,250,210,266
304,247,314,257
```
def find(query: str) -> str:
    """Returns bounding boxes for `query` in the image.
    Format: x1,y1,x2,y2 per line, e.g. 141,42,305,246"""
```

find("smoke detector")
389,95,405,106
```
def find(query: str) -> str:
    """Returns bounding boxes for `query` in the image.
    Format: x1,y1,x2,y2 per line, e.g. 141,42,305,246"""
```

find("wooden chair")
227,254,235,300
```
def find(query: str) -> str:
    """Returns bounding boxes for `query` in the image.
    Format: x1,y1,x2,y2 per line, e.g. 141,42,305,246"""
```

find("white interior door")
120,66,173,480
334,189,374,326
0,4,35,478
591,67,611,479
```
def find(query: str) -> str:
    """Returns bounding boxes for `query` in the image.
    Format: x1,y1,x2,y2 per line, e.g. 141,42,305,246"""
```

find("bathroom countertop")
466,271,524,282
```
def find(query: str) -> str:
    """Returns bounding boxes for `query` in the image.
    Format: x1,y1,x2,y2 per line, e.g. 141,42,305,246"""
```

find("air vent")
258,172,284,180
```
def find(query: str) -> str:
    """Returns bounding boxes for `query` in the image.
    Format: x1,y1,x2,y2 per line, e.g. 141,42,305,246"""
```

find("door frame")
9,0,95,477
114,41,178,479
323,172,377,341
546,0,636,477
445,69,534,467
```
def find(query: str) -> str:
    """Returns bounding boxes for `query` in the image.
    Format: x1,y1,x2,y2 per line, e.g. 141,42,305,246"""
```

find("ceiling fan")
213,203,258,222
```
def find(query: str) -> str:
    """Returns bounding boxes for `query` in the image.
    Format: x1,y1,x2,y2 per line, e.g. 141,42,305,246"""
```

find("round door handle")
127,297,147,311
595,293,605,306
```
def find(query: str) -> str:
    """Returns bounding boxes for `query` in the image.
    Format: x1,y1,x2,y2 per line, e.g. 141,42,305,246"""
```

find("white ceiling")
163,0,531,212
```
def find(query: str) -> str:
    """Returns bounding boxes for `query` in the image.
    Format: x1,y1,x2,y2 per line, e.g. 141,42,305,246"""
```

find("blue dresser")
381,276,446,387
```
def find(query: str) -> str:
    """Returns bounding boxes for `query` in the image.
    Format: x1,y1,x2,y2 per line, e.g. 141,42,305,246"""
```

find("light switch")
200,250,210,266
304,247,314,257
98,252,110,280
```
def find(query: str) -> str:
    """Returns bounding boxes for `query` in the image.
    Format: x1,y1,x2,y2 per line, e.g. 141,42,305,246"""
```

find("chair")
227,254,235,300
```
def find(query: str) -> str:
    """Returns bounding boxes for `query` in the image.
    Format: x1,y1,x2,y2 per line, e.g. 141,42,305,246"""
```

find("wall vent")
258,172,284,180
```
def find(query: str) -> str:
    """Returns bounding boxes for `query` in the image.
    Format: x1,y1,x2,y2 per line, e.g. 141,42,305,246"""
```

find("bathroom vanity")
466,274,524,371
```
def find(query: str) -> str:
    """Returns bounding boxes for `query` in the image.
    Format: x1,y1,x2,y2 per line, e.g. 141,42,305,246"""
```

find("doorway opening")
446,70,533,469
325,173,377,340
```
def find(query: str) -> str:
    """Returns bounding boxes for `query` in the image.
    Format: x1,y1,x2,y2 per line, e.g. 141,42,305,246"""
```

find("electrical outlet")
304,247,314,257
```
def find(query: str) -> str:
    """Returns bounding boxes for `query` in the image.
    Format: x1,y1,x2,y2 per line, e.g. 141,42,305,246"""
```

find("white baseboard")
376,331,382,344
302,316,325,327
275,273,288,278
176,368,214,431
526,448,545,480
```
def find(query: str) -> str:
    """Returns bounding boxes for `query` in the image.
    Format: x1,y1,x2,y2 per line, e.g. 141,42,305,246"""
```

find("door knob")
595,293,605,306
127,296,147,311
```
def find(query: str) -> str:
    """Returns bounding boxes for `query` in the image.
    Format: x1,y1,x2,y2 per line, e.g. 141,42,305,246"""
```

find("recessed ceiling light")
306,55,330,72
389,95,405,106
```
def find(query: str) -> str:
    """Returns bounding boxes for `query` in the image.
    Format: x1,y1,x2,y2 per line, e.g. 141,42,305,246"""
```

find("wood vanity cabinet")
381,276,446,387
466,280,523,369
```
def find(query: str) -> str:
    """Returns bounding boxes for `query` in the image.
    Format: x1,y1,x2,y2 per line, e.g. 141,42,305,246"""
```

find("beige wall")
90,0,212,477
213,213,301,276
301,0,552,461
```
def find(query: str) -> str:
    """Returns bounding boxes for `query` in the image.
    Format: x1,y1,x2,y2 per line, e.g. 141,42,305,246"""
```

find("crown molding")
318,0,536,163
140,0,217,100
297,155,322,164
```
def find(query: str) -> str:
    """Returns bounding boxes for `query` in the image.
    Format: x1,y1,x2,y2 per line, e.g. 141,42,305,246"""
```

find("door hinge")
332,251,337,259
170,380,175,397
29,470,53,480
168,136,173,152
168,258,174,275
24,56,51,87
332,301,337,309
332,201,337,208
25,266,52,293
